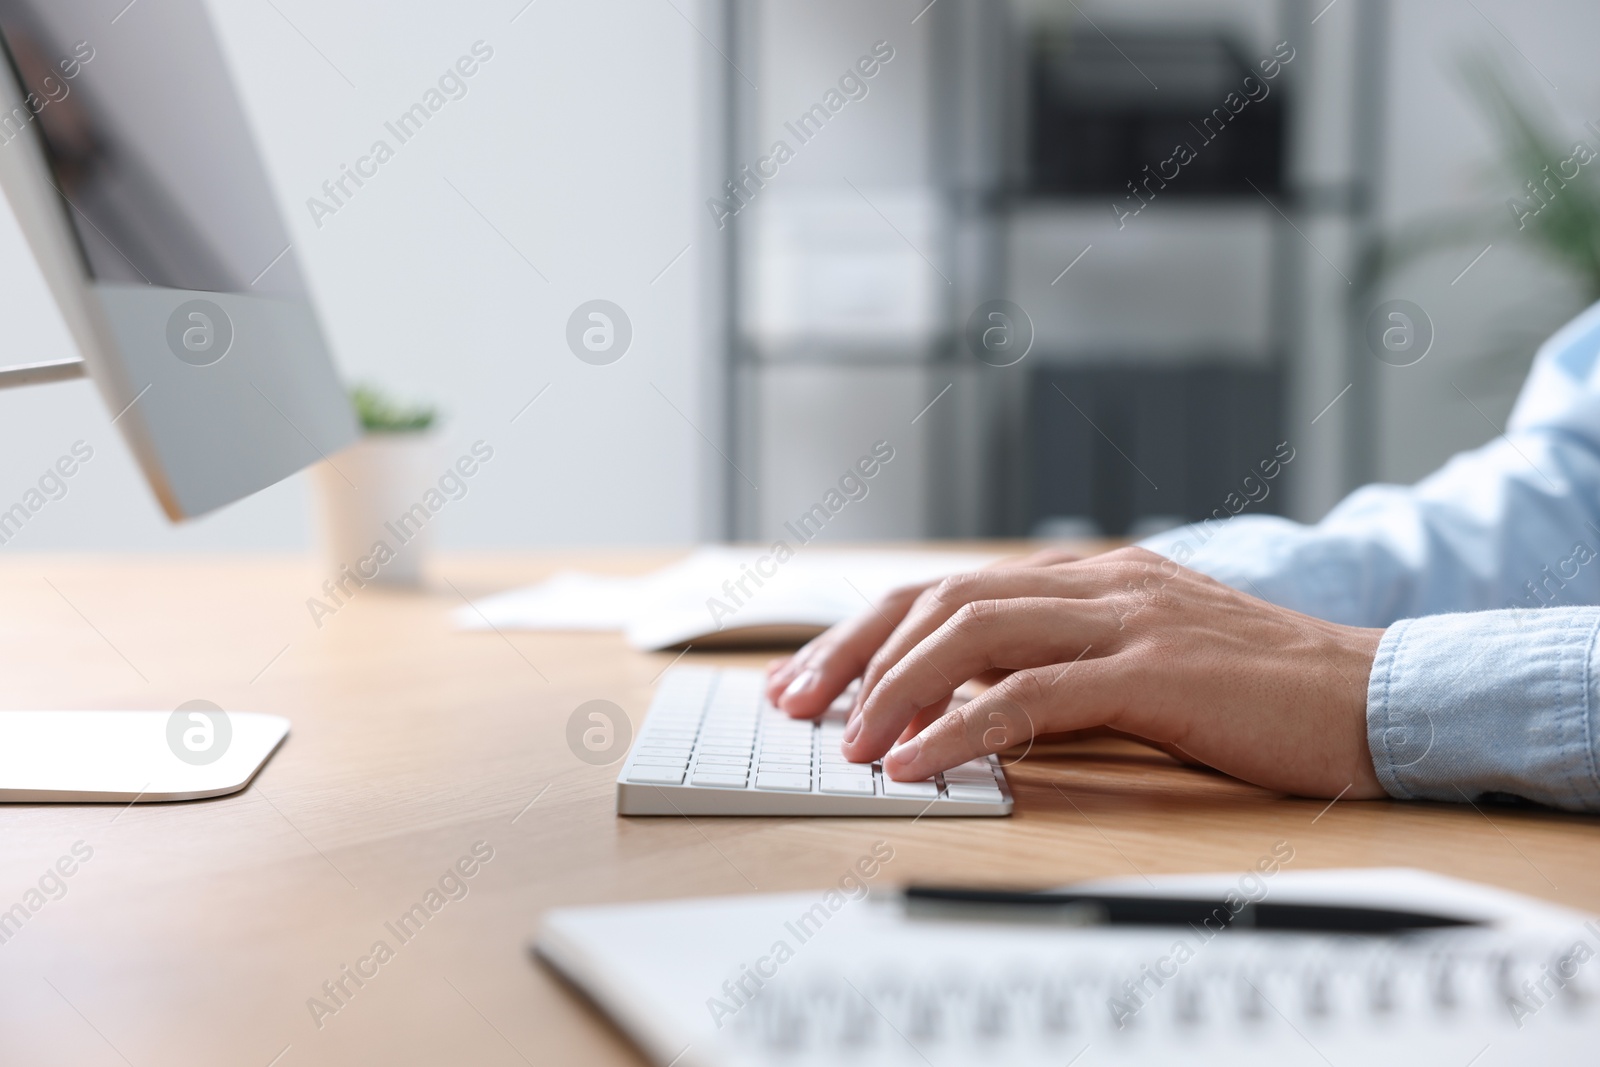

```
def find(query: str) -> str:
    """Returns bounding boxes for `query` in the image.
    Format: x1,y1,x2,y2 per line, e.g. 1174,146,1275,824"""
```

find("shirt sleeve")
1138,300,1600,629
1366,607,1600,813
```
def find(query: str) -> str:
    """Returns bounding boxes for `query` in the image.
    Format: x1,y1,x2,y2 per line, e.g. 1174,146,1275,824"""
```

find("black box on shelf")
1027,31,1287,199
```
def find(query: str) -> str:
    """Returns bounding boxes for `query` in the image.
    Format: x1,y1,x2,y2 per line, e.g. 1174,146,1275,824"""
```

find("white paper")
452,547,1000,650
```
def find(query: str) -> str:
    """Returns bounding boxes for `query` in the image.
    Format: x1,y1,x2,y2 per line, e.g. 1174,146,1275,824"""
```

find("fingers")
768,547,1135,720
843,597,1109,762
766,583,928,718
882,661,1121,781
775,550,1086,717
897,699,951,746
853,567,1108,722
764,643,816,703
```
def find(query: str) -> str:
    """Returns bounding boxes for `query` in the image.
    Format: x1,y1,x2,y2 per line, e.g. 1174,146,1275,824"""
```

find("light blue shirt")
1140,300,1600,812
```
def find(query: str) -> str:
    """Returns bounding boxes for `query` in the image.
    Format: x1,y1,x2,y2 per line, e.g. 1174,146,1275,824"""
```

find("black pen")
903,885,1481,934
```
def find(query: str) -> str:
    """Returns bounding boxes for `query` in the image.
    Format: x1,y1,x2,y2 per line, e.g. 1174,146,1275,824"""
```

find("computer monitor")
0,0,356,520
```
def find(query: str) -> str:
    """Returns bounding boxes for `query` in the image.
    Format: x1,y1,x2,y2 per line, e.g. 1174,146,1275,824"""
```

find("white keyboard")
615,667,1012,816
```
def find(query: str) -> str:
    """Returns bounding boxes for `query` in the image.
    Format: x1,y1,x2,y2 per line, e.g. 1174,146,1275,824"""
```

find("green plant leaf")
349,384,436,433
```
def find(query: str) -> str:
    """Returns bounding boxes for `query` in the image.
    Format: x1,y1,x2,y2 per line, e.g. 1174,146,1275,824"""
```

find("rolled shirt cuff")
1366,608,1600,812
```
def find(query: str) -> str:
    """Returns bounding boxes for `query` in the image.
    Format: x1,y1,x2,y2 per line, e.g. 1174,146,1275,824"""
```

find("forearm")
1366,607,1600,813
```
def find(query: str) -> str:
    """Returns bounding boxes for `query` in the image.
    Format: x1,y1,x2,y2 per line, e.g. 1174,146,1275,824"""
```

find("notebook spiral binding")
725,939,1598,1053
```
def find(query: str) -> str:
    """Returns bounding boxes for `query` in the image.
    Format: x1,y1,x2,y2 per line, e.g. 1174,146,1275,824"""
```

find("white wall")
1370,0,1600,486
0,0,722,550
3,0,1597,552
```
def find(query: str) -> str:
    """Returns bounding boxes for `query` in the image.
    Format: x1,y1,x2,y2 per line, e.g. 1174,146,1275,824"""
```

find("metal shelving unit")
712,0,1386,539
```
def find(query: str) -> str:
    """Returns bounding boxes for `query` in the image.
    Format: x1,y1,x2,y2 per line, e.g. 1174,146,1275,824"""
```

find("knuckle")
1104,546,1162,577
908,583,946,616
1111,557,1150,581
996,667,1053,711
931,572,984,606
948,597,1003,633
1103,552,1169,594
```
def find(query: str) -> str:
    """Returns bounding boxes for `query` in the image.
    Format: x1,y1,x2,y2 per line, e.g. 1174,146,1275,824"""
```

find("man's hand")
764,548,1083,717
767,547,1386,801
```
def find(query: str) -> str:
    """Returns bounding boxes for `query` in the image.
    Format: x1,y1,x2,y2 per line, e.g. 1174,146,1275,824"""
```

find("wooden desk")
1,552,1596,1066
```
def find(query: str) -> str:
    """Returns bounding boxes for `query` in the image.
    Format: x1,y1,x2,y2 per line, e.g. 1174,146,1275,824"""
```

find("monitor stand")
0,711,289,802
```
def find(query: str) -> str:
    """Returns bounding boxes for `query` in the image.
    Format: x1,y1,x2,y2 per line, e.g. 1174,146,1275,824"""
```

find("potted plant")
313,385,439,589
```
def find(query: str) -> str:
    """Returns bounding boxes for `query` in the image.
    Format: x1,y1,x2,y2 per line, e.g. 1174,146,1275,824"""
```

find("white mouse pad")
0,709,289,802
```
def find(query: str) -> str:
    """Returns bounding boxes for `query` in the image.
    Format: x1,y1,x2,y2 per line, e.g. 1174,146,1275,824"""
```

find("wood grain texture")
0,549,1594,1066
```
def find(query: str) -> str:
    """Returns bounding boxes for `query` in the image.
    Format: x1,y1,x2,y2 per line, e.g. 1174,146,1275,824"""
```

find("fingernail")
843,715,862,744
887,735,921,769
782,669,819,701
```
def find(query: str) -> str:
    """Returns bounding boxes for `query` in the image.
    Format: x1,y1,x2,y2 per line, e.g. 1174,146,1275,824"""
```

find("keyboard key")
698,745,752,757
946,758,996,776
758,766,811,779
636,745,693,758
943,771,995,784
946,783,1004,803
630,756,689,768
882,779,940,799
819,775,875,796
696,755,751,768
757,751,811,763
691,771,748,788
626,766,685,785
755,772,813,792
757,744,812,757
820,763,870,775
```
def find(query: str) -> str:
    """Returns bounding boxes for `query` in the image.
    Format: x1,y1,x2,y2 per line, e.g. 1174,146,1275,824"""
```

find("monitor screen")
0,0,358,521
0,0,307,298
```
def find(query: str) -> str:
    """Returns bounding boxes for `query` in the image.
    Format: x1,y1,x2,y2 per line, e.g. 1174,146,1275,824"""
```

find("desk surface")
1,551,1596,1066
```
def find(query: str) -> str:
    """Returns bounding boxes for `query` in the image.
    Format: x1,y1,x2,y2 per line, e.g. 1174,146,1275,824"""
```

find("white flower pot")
313,433,438,588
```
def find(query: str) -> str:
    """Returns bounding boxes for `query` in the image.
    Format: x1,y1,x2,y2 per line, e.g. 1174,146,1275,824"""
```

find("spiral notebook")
534,868,1600,1066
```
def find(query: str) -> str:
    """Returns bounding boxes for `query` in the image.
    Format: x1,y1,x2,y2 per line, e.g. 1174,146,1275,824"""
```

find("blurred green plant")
350,384,436,434
1360,53,1600,380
